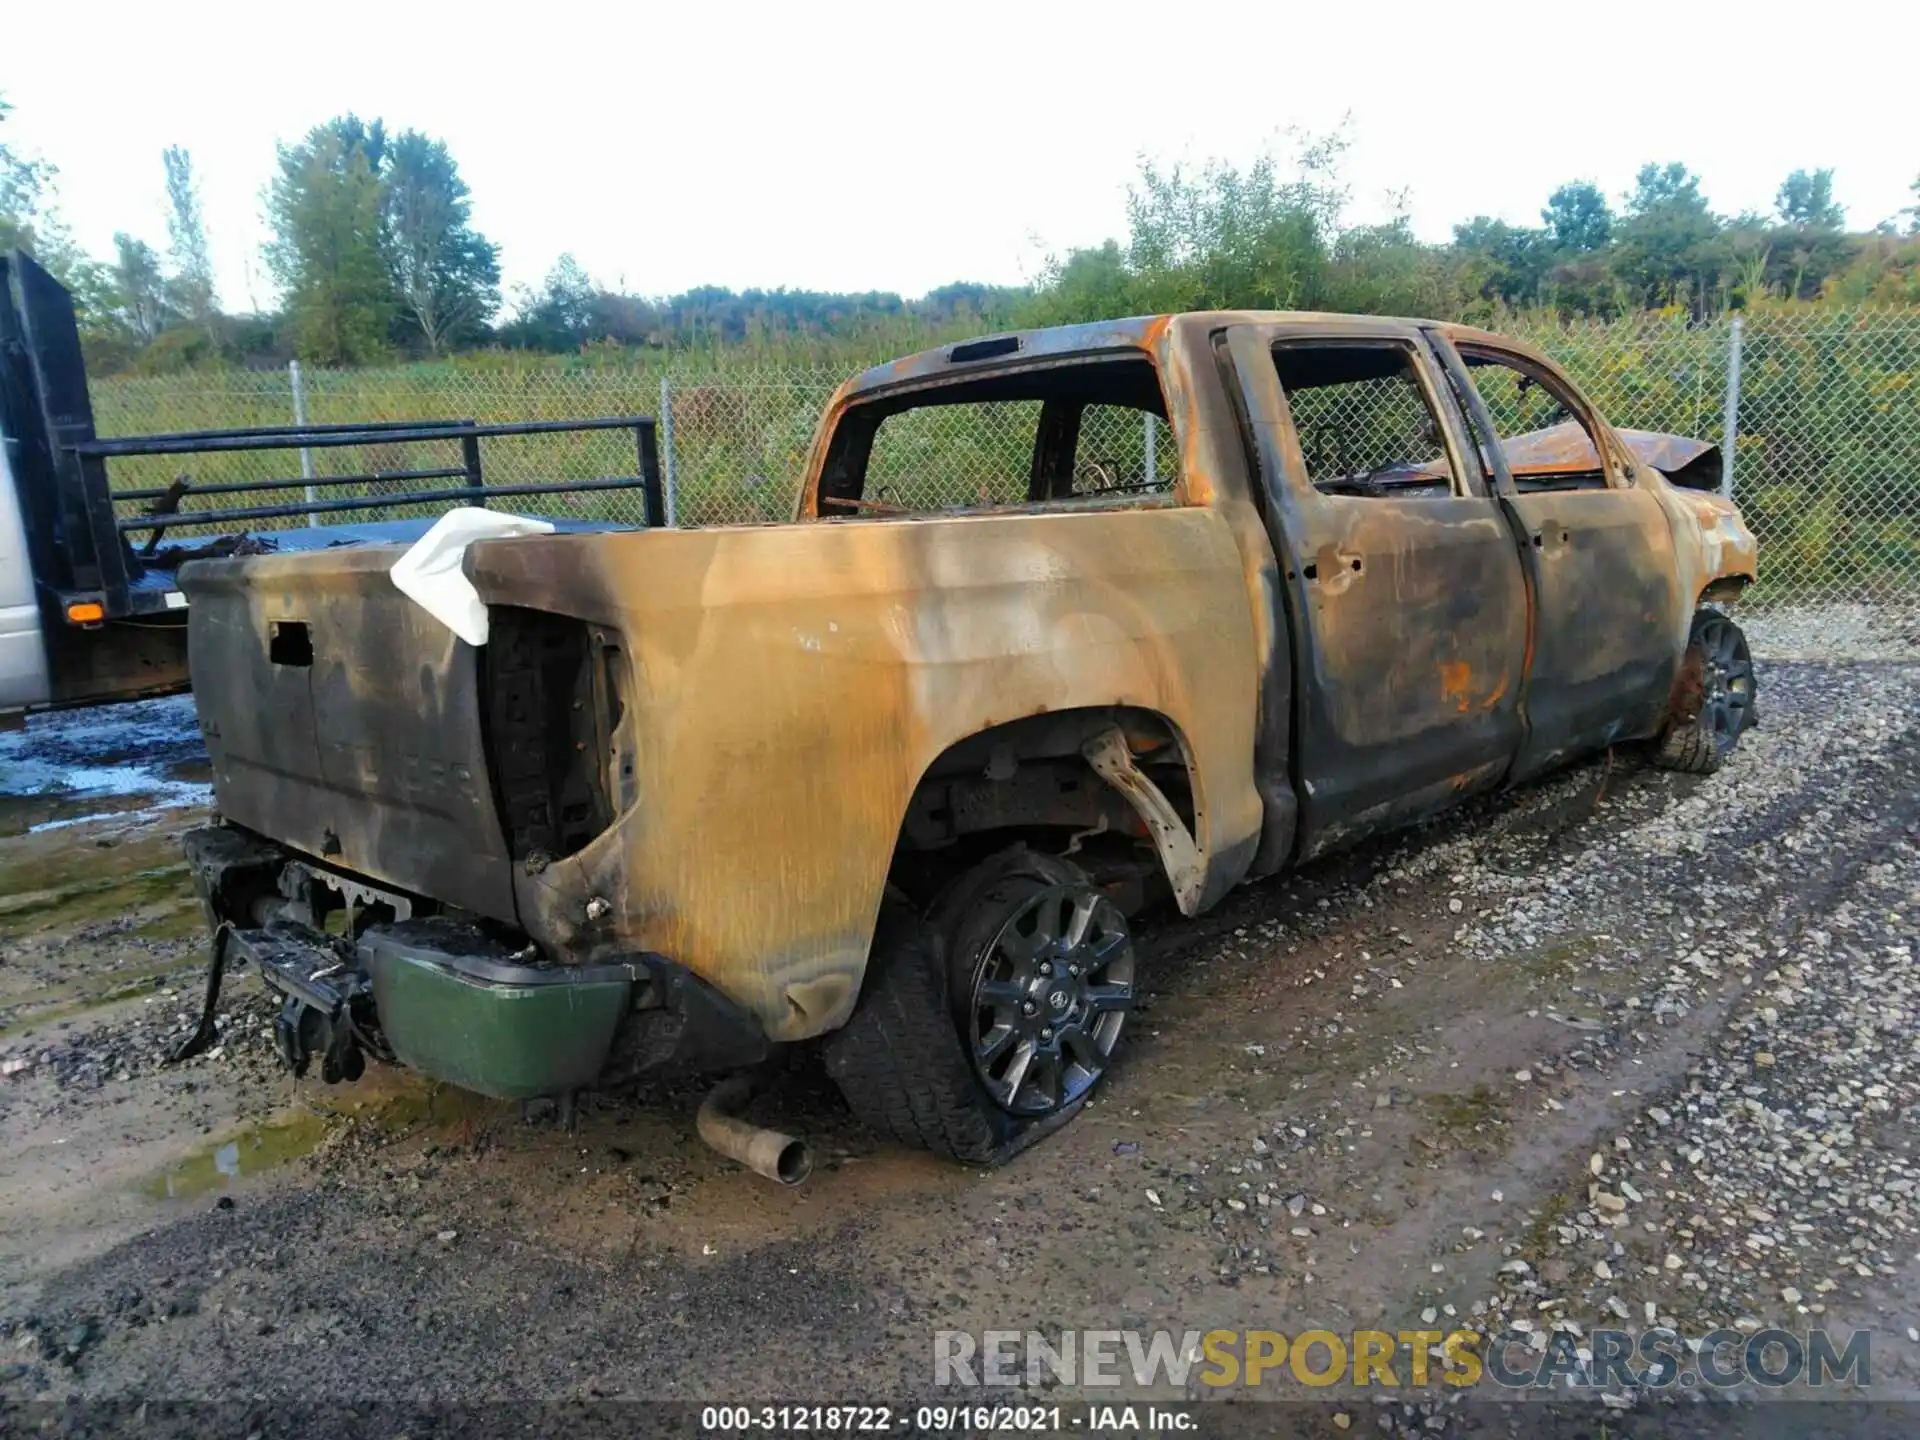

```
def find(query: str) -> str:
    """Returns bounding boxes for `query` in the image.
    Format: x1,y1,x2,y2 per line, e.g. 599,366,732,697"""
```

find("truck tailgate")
180,546,518,922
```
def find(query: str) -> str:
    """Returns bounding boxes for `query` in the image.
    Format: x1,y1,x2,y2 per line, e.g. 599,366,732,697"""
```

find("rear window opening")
815,355,1180,517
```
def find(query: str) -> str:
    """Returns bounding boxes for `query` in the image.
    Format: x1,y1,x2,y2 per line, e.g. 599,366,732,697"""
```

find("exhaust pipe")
697,1074,813,1186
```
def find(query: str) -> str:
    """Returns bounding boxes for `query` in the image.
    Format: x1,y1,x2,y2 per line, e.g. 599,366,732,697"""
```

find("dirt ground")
1,658,1916,1434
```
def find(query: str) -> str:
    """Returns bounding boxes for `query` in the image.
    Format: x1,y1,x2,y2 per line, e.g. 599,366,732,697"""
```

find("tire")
824,848,1136,1164
1652,609,1757,775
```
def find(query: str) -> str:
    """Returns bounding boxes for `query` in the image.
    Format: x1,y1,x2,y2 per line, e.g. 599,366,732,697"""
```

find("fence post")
289,360,318,526
1144,413,1157,489
1719,317,1744,500
459,424,484,508
658,376,678,527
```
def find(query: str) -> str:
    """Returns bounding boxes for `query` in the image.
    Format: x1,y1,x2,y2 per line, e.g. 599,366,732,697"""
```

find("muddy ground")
1,657,1916,1435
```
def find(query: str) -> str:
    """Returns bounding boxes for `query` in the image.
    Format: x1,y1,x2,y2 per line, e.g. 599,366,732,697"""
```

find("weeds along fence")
87,306,1920,608
1502,307,1920,606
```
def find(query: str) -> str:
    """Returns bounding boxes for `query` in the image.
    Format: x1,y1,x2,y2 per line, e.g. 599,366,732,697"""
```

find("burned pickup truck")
175,313,1758,1179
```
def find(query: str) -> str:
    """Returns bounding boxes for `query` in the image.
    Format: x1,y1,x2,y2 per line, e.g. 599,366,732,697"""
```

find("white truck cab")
0,432,51,719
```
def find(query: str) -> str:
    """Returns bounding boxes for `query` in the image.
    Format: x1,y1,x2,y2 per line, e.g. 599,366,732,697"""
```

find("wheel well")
1701,575,1752,604
890,707,1195,915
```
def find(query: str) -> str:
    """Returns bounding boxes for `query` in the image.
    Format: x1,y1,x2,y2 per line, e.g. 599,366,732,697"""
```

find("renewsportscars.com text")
934,1326,1871,1391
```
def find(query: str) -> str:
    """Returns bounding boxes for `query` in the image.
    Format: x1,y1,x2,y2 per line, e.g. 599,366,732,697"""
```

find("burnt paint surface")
179,310,1758,1050
1425,328,1754,782
1427,319,1758,613
465,506,1264,1040
1220,321,1530,859
184,547,519,922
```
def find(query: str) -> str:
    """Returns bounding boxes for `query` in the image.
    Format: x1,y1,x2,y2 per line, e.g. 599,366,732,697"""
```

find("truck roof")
840,312,1543,401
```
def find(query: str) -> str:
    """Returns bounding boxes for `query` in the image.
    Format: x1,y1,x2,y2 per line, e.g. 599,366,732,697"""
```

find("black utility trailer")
0,249,664,720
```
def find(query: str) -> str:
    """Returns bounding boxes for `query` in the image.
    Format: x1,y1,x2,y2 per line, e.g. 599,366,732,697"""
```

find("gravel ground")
1744,599,1920,662
1458,660,1920,1402
0,651,1915,1437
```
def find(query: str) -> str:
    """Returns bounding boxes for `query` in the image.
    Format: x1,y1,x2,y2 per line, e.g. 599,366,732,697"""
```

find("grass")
0,863,193,936
1423,1083,1511,1140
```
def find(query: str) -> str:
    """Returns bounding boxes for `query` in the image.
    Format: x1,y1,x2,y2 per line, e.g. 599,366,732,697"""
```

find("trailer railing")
66,414,663,617
79,415,665,535
6,248,665,626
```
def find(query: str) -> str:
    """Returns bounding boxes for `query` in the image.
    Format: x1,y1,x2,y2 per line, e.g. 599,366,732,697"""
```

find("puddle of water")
0,695,203,780
133,1072,499,1203
26,791,208,835
139,1110,333,1201
0,694,211,829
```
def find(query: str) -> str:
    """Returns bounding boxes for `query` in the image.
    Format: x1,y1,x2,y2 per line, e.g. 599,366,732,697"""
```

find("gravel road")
0,649,1915,1436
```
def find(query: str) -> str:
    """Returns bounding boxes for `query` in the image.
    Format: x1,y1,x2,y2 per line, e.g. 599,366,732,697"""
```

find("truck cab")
1,250,190,720
173,311,1759,1173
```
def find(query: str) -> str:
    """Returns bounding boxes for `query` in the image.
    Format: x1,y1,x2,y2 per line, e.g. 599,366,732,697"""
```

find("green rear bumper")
361,932,635,1100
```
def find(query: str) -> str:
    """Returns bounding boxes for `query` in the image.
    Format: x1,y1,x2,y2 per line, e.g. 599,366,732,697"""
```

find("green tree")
0,93,116,330
0,93,56,253
162,146,218,334
1021,135,1451,326
112,233,170,341
1764,169,1851,300
499,254,598,350
1610,162,1724,311
1450,216,1553,308
1120,149,1337,312
1327,213,1445,317
1023,240,1137,325
1541,181,1613,253
0,93,79,274
383,130,500,353
1775,168,1844,230
265,115,396,364
915,282,1024,325
1823,233,1920,303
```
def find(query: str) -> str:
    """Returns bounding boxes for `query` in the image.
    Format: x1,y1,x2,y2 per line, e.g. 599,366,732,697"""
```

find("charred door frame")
1426,332,1684,780
1221,321,1531,862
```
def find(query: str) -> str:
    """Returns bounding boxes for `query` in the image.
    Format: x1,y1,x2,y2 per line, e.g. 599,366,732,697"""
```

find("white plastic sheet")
389,507,555,646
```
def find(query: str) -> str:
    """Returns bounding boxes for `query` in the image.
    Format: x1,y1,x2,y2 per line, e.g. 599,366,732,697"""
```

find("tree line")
4,97,1917,377
1025,137,1920,331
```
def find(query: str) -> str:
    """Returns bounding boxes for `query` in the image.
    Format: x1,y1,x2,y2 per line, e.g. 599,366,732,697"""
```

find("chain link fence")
89,308,1920,646
87,363,842,533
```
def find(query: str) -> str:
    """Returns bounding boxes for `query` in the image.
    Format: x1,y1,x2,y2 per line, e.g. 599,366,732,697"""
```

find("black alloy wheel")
962,880,1134,1118
1695,611,1755,743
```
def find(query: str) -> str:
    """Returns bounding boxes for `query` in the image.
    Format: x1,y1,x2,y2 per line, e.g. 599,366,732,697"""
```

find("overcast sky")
7,0,1917,314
